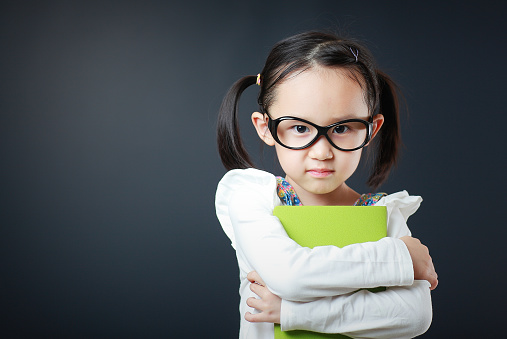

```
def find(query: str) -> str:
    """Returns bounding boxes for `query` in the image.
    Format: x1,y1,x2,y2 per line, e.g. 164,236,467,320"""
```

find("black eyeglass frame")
266,114,374,151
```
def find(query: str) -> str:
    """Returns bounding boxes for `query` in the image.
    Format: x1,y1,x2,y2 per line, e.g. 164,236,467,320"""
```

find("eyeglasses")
266,115,373,151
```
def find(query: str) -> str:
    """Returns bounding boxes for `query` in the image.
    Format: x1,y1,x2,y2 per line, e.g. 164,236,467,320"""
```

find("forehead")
269,67,369,124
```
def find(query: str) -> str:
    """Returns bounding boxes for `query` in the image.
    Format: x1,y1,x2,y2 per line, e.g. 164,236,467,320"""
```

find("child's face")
253,67,382,205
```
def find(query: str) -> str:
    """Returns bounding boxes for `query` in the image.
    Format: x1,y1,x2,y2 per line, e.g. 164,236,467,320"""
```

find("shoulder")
216,168,278,204
215,168,280,214
215,168,279,249
217,168,277,189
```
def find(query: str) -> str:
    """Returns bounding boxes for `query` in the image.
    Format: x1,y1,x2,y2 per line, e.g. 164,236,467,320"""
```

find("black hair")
217,31,401,189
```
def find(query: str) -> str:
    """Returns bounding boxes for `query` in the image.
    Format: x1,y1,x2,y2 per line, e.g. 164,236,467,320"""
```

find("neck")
289,180,361,206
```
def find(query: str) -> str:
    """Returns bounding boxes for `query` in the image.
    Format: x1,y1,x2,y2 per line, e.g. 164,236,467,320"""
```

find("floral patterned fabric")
275,176,386,206
276,177,302,206
354,192,387,206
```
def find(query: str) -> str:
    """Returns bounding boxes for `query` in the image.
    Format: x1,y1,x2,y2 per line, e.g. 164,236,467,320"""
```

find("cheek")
274,146,302,172
345,151,362,171
335,149,362,172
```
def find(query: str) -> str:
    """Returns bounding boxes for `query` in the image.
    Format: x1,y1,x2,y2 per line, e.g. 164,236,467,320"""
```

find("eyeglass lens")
276,119,368,150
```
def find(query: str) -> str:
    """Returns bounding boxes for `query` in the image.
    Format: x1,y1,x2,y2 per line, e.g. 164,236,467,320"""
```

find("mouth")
306,169,334,178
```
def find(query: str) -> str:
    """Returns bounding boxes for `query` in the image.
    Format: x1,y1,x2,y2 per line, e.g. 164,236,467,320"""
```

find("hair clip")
349,47,359,62
256,73,261,86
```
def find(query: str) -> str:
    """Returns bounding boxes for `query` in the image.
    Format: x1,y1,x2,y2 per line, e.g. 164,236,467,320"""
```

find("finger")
255,274,266,286
430,270,439,290
247,271,266,286
247,271,261,284
428,260,438,290
245,311,267,323
246,296,262,310
250,281,268,298
250,281,273,300
426,265,438,290
429,276,438,290
245,311,255,322
428,276,437,290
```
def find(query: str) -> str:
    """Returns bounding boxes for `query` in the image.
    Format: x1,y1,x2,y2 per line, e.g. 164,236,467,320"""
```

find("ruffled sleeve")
375,191,423,238
215,168,281,250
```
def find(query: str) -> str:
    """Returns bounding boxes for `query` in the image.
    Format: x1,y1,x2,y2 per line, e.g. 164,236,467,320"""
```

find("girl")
215,31,437,338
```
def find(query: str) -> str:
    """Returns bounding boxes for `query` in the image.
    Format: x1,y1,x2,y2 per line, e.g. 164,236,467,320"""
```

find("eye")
332,125,349,134
292,125,310,134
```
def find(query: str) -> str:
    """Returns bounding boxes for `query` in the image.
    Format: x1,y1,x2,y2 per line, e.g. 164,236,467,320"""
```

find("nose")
308,136,333,160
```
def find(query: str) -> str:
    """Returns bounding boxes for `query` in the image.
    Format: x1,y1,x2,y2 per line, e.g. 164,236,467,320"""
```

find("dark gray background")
1,1,506,337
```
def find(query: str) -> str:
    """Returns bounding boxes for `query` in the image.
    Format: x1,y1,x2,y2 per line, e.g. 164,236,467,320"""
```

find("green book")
273,205,387,339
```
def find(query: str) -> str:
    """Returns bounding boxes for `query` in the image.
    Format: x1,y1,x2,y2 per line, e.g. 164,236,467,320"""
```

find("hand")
244,271,282,324
401,236,438,290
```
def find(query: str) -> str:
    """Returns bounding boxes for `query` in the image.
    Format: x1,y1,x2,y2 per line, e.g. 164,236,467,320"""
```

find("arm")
216,169,414,301
245,271,432,339
281,281,432,338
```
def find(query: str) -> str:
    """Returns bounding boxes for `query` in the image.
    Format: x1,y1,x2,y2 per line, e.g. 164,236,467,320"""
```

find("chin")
309,180,346,195
308,185,339,195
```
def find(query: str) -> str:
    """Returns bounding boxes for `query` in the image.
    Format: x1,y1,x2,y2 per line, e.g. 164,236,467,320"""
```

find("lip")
306,168,334,178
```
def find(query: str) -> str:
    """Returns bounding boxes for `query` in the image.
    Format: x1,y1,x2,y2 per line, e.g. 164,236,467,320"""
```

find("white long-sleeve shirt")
215,168,432,339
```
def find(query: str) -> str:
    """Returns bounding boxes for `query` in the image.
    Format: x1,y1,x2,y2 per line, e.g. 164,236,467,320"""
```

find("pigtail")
217,75,257,170
367,70,401,189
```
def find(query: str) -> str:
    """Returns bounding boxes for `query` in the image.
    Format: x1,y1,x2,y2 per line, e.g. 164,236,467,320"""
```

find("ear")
251,112,275,146
367,114,384,144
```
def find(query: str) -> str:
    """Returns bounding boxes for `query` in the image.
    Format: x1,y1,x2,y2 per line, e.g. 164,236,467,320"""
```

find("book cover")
272,205,387,339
